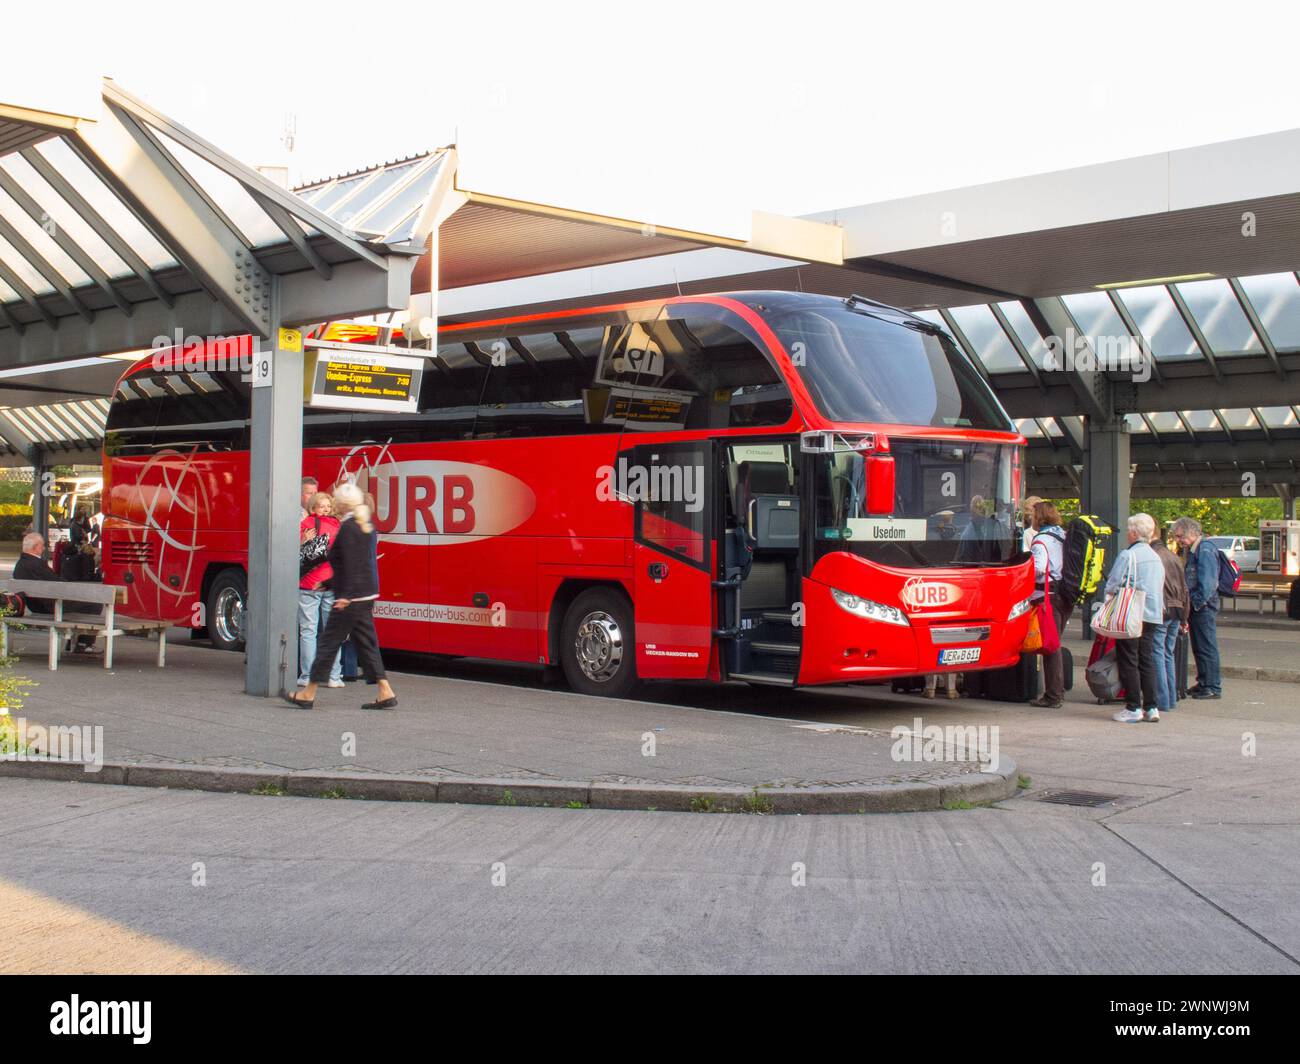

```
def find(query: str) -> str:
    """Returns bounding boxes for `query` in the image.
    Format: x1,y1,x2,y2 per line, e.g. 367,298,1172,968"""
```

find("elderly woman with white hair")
285,483,397,710
1102,513,1165,724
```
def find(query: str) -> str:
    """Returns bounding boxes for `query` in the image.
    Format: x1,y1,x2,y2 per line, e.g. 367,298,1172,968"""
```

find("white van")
1206,535,1260,573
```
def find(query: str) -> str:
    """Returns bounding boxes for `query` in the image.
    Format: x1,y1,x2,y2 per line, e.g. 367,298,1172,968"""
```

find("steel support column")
1082,418,1131,533
244,279,305,697
1277,484,1298,520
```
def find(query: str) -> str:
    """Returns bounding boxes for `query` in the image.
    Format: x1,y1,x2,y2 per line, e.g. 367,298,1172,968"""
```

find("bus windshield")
812,438,1022,568
769,302,1010,430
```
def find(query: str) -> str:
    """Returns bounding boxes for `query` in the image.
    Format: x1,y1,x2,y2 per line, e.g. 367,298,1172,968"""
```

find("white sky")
5,0,1299,237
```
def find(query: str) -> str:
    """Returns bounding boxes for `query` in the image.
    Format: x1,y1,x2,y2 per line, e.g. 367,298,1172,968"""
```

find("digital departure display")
305,348,425,413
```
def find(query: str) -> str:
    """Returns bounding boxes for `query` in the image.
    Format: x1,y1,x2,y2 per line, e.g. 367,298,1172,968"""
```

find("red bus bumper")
798,552,1036,686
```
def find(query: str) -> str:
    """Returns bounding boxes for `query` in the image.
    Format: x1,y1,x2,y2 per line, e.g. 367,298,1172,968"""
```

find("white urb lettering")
50,996,151,1045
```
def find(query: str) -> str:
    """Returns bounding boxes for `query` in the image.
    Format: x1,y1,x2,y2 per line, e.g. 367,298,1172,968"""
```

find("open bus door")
629,439,716,679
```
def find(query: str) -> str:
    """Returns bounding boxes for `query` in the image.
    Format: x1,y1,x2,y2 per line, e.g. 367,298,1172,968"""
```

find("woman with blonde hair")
285,483,397,710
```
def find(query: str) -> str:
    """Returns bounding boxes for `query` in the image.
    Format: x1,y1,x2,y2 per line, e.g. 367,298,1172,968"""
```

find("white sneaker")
1112,709,1145,724
296,678,309,688
1144,708,1160,723
327,679,346,688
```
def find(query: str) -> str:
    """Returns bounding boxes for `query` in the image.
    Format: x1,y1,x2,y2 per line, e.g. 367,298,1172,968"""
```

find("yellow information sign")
278,328,303,354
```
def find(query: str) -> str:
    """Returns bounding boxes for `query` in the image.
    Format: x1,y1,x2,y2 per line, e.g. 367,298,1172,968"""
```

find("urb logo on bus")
354,459,536,545
900,577,963,612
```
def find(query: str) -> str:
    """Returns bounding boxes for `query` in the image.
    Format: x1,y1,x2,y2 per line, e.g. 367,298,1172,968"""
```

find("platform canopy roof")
0,78,844,463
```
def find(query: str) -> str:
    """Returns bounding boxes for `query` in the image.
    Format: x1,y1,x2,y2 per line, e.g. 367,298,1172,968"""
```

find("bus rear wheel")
206,568,247,652
561,588,637,699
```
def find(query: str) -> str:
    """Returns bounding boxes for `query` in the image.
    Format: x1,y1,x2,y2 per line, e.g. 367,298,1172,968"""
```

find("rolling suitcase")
965,652,1040,703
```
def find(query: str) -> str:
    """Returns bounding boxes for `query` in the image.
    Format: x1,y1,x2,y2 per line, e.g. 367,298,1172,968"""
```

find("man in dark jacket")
1172,517,1222,699
12,531,60,614
1151,534,1189,711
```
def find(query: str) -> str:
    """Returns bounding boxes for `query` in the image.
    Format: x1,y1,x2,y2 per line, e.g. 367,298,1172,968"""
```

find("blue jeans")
1188,606,1221,694
1151,617,1180,711
298,588,342,685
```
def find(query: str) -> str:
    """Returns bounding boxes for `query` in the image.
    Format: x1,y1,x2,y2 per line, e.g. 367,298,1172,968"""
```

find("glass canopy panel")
0,232,54,294
0,186,93,288
0,154,133,280
1148,411,1182,433
1112,285,1199,361
1175,278,1262,356
1219,408,1257,431
0,278,18,304
1061,290,1140,365
1182,410,1219,432
361,164,440,238
341,160,424,228
1237,272,1300,351
152,131,286,249
1014,418,1043,437
1257,406,1300,429
1124,413,1149,433
312,173,375,215
946,304,1023,372
1040,418,1063,437
995,301,1049,366
35,139,177,271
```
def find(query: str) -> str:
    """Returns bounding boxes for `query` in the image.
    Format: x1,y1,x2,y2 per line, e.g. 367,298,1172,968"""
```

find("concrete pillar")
1082,418,1131,532
245,279,306,697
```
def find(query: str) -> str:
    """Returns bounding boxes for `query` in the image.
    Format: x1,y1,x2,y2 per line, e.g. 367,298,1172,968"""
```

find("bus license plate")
940,647,981,665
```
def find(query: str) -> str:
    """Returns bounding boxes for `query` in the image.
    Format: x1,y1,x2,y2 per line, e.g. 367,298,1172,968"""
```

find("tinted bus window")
104,376,159,457
607,315,792,432
475,327,605,438
771,303,1010,430
151,371,248,452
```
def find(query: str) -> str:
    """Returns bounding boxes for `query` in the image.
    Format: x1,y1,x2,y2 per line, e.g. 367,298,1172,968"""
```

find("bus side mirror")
866,455,895,516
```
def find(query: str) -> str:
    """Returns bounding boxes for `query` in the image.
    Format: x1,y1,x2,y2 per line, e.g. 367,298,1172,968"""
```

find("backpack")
1056,515,1112,605
1215,548,1242,598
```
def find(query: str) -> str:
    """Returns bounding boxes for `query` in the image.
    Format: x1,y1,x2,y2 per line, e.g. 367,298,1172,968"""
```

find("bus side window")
349,343,486,444
104,378,160,457
474,328,605,439
150,370,248,453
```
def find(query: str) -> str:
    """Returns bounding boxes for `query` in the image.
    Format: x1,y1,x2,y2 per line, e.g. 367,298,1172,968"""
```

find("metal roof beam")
247,189,332,279
72,102,271,336
103,80,387,272
1228,276,1284,378
0,213,93,321
19,146,175,308
937,307,992,385
1023,296,1110,421
0,167,132,316
989,301,1046,392
1104,288,1163,386
0,257,57,328
1167,284,1223,382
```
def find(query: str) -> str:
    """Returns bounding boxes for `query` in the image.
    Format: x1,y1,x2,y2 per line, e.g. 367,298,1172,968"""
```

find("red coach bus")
101,291,1034,697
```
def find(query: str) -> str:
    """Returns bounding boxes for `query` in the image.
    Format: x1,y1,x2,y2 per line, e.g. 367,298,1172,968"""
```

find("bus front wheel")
207,568,247,652
561,588,637,699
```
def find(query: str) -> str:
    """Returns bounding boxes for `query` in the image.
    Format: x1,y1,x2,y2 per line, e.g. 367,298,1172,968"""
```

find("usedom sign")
305,342,425,414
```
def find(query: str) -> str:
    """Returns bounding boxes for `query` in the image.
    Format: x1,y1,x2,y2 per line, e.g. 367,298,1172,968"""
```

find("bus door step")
728,670,796,687
751,641,800,656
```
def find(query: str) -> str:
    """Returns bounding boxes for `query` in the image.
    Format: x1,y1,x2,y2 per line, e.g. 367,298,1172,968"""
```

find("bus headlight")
830,587,910,627
1007,596,1034,622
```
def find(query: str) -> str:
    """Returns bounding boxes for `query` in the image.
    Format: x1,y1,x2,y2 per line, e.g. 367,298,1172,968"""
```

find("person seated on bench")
60,542,99,583
12,532,60,613
13,531,100,649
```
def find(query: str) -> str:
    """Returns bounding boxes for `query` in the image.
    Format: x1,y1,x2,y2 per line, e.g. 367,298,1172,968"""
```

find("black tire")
206,568,247,652
560,588,637,698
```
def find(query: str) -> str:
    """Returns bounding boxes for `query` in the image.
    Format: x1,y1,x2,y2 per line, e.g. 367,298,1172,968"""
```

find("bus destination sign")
306,349,424,413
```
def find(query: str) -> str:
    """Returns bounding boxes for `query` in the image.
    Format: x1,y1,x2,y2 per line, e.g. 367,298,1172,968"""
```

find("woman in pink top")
298,491,343,687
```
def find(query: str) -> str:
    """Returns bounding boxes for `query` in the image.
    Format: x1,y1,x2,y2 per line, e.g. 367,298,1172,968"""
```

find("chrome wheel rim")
213,586,245,644
574,610,623,683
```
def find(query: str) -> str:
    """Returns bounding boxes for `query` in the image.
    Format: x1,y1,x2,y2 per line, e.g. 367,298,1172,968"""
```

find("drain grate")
1034,790,1123,808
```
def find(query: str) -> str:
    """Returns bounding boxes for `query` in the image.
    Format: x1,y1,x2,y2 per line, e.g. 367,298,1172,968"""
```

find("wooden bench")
0,578,170,671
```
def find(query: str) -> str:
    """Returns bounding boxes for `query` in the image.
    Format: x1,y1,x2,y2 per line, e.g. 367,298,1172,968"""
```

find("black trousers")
310,599,386,684
1042,591,1075,702
1115,621,1159,711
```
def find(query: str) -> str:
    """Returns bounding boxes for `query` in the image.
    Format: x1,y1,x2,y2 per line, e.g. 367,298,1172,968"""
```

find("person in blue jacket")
1171,516,1223,700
